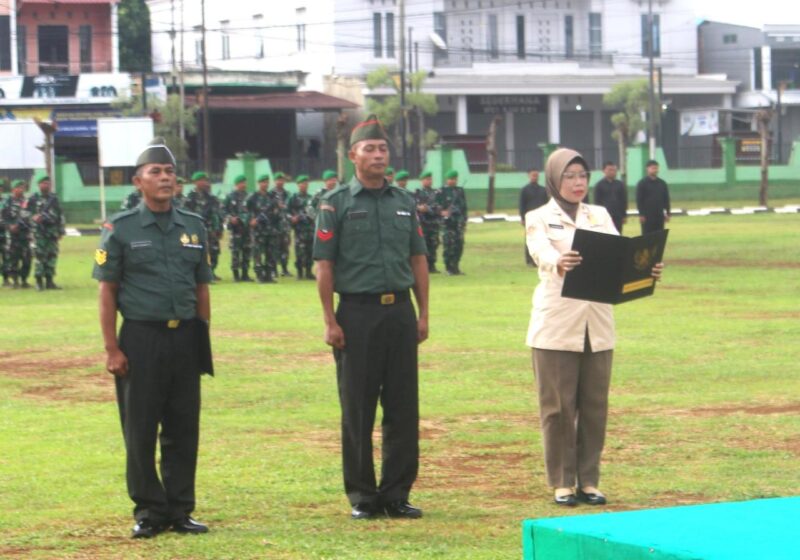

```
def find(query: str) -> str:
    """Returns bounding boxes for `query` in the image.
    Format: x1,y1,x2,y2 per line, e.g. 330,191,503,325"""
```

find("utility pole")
647,0,656,160
201,0,211,171
179,0,186,148
486,115,501,213
399,0,407,171
756,108,772,206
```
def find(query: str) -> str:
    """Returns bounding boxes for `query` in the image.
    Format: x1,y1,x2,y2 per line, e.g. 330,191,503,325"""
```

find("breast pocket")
342,215,373,235
181,248,203,263
393,215,412,232
128,247,157,264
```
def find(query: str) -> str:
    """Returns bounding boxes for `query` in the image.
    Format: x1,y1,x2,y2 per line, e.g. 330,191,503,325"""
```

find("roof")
19,0,117,4
189,91,359,111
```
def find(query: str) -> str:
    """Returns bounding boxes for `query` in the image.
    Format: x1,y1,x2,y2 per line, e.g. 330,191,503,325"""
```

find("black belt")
339,290,410,305
124,318,196,329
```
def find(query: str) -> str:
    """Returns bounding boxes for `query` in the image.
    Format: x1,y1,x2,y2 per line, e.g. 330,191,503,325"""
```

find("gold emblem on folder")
633,246,656,271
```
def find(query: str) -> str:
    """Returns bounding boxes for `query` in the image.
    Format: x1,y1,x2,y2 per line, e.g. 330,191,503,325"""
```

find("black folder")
561,229,668,304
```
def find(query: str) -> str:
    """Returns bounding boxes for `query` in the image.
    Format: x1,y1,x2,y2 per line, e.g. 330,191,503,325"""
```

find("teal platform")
523,497,799,560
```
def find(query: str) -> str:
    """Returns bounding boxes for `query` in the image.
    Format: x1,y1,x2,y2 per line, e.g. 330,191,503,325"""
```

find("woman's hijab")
544,148,590,221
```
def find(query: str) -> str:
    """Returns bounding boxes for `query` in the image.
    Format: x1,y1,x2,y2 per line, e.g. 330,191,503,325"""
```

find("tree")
119,0,152,72
603,79,657,182
365,67,439,172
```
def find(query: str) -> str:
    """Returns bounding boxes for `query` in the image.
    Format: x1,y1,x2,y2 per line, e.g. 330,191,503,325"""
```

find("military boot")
20,278,31,289
11,275,19,289
45,275,61,290
296,266,304,280
2,274,10,287
233,269,241,282
241,266,254,282
35,275,45,291
429,263,440,274
305,265,316,280
281,264,292,277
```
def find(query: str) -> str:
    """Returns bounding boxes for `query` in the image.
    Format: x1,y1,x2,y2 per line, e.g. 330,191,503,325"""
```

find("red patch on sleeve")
417,225,424,237
317,229,333,242
103,222,114,231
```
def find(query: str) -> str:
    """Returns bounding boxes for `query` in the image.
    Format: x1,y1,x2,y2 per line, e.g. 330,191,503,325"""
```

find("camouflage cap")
419,170,433,179
274,171,286,180
191,171,209,182
395,170,410,181
350,114,390,148
385,166,395,176
37,175,51,184
445,169,459,179
135,137,176,168
257,174,271,182
295,174,310,184
233,174,247,185
11,179,26,189
322,169,337,180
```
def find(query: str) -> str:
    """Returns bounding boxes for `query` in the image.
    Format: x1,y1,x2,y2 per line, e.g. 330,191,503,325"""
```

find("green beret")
191,171,208,181
135,137,176,168
385,166,395,176
257,174,271,182
322,170,337,180
295,174,309,184
395,170,410,181
37,175,51,184
419,170,433,179
11,179,26,189
274,171,286,180
350,114,390,148
233,174,247,185
445,169,459,179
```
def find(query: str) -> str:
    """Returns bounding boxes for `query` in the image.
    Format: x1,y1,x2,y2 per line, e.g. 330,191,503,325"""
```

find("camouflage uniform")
27,191,66,288
1,194,33,287
223,190,252,280
172,192,186,209
121,189,142,210
288,191,315,279
271,187,292,276
247,190,280,283
185,190,224,277
436,185,468,274
0,190,6,285
414,186,441,272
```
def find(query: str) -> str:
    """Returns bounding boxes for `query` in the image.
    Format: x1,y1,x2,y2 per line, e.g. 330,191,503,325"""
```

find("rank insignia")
180,233,190,245
317,229,333,242
95,249,107,266
191,234,199,244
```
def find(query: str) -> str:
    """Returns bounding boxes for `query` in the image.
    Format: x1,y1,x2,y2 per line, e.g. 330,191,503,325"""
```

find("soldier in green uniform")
288,174,315,279
1,180,33,288
384,166,396,187
313,115,429,521
185,172,223,281
121,187,142,210
271,172,292,277
172,177,187,209
27,175,66,290
309,170,339,220
223,175,252,282
395,170,410,189
92,137,213,539
436,169,468,275
414,170,441,273
0,179,8,286
247,174,279,283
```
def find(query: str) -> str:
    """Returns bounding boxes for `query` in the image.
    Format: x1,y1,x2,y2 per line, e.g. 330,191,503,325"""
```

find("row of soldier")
119,167,472,282
0,176,65,290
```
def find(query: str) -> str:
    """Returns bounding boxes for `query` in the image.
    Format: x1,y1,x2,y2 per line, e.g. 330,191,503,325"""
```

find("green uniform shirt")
92,204,214,321
312,176,427,294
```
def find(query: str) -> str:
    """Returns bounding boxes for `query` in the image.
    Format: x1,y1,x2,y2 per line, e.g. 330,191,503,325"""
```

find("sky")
693,0,796,29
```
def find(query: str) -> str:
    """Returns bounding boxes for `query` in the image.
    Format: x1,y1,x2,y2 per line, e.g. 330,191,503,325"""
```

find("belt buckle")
380,293,395,305
167,319,180,329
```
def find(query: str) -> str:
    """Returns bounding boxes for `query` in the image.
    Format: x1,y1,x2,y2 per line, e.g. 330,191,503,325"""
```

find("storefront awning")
189,91,359,111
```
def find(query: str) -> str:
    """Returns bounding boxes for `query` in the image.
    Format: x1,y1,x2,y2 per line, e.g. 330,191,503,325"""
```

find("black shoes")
577,489,607,506
171,516,210,534
553,492,578,507
131,519,166,539
384,501,423,519
351,503,382,520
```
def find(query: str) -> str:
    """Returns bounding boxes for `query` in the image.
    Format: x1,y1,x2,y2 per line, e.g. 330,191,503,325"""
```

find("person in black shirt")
593,162,628,234
519,169,548,266
636,160,671,234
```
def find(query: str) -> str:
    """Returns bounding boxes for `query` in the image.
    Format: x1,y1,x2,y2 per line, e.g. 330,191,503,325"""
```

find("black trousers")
334,297,419,506
116,319,202,524
641,216,665,235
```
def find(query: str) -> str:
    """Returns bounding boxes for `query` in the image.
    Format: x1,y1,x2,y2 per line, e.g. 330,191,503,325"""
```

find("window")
433,11,447,62
641,14,660,57
0,16,11,71
79,25,92,71
17,25,26,73
564,15,574,58
753,47,763,89
373,13,382,57
589,12,602,58
723,34,737,44
516,15,525,59
385,12,395,58
488,14,499,59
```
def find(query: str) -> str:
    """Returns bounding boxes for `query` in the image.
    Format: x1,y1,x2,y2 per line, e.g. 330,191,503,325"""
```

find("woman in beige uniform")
525,148,663,506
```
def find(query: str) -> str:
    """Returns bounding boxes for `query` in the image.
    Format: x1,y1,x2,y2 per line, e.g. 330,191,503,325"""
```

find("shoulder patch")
176,207,204,221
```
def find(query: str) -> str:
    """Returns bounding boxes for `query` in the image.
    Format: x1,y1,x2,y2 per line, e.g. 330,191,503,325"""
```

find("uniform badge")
102,222,113,231
191,234,199,244
317,229,333,242
417,225,424,237
95,249,107,266
180,233,190,245
320,204,335,212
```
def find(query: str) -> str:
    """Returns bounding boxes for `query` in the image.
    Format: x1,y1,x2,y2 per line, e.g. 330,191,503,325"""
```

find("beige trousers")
532,340,613,488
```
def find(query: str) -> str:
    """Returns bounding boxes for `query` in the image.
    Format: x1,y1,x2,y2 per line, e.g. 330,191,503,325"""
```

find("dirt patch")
668,258,800,269
0,353,114,403
688,403,800,417
213,329,300,341
0,355,98,378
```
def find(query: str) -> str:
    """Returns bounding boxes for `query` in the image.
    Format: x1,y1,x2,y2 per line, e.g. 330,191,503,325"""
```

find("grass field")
1,213,799,559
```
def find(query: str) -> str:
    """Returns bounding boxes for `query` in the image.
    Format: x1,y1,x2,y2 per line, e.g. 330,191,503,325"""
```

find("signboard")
21,75,79,98
680,110,719,136
0,120,46,169
468,95,547,115
53,108,120,137
97,117,154,167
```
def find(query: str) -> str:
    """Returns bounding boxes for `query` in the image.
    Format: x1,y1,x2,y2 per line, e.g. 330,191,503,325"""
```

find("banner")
680,110,719,136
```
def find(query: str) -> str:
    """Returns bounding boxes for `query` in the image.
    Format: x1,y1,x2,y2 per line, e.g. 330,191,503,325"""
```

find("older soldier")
1,180,33,289
313,114,429,520
185,172,223,281
395,170,410,189
288,174,315,280
272,172,293,277
414,171,441,273
93,137,213,538
27,175,66,290
436,170,468,275
247,174,279,283
309,170,339,220
223,175,252,282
